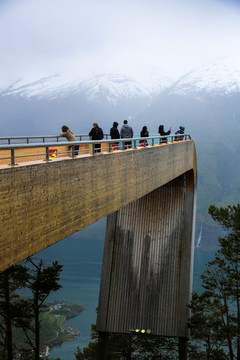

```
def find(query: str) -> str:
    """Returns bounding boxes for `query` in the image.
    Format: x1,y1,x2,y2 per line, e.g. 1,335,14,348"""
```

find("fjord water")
36,218,215,360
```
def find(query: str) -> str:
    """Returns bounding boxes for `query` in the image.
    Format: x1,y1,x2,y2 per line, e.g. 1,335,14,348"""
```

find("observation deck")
0,133,197,341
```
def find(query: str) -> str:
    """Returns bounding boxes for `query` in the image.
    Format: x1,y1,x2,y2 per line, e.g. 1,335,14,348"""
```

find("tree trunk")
34,294,40,360
222,296,234,360
4,272,13,360
178,337,188,360
97,332,108,360
126,335,132,360
237,295,240,360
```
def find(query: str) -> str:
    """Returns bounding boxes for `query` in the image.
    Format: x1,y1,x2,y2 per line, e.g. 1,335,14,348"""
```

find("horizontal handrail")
0,134,191,166
0,134,111,144
0,134,191,149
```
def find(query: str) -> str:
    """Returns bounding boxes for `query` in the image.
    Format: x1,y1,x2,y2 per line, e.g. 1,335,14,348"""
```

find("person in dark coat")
110,122,120,150
139,126,149,147
89,122,104,153
158,125,172,144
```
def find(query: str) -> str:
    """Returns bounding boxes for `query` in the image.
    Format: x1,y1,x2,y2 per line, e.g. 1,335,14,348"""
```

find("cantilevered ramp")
0,140,196,274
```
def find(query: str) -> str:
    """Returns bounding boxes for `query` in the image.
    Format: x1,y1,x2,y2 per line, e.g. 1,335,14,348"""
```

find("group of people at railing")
59,121,186,155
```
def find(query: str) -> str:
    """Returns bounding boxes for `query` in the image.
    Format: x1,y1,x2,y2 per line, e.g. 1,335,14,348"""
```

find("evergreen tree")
26,257,63,360
0,264,30,360
188,204,240,360
0,258,63,360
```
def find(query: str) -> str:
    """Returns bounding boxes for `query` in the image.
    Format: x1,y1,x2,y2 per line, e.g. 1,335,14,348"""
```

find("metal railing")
0,134,191,166
0,134,111,145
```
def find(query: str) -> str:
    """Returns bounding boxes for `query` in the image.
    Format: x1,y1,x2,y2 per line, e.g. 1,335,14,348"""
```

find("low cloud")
0,0,240,86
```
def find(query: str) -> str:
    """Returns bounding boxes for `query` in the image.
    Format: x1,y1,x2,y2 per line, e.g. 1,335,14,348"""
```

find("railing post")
10,149,15,166
152,138,154,146
109,143,112,152
71,146,75,158
46,146,49,161
92,143,95,155
134,140,137,149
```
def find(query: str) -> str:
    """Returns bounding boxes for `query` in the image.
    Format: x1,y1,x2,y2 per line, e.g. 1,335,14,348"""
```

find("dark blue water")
31,218,215,360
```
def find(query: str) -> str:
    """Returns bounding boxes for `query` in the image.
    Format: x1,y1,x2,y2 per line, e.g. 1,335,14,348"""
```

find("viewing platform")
0,133,196,273
0,133,191,168
0,133,197,343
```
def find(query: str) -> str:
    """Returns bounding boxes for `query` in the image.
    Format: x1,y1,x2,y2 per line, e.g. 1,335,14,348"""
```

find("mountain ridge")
2,56,240,104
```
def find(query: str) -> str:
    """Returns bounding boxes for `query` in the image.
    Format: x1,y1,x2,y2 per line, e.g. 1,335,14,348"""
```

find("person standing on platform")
59,125,79,156
110,122,120,150
158,124,172,144
89,122,104,153
174,126,185,141
139,126,149,147
120,120,134,149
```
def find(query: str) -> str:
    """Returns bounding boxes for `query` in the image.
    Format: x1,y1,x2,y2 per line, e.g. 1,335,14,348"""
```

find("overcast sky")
1,0,240,87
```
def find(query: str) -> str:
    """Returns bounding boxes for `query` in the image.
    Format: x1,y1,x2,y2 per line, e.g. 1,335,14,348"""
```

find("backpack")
96,127,104,140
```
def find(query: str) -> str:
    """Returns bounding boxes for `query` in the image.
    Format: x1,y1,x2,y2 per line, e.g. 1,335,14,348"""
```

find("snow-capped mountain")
127,66,174,94
1,57,240,105
168,57,240,97
134,56,240,135
1,56,240,137
0,71,172,136
0,72,168,104
79,74,152,105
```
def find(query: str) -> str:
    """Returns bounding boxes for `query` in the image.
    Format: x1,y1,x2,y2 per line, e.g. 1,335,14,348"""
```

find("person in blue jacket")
175,126,185,141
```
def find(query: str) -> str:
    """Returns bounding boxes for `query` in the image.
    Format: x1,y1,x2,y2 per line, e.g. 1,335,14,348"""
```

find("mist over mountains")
0,71,171,135
1,58,240,248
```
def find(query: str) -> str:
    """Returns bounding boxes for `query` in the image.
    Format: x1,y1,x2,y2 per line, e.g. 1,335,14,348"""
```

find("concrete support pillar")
97,171,196,338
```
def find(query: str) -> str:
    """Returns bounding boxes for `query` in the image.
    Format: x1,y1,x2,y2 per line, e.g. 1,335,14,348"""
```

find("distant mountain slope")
168,57,240,96
0,73,151,102
0,72,171,135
